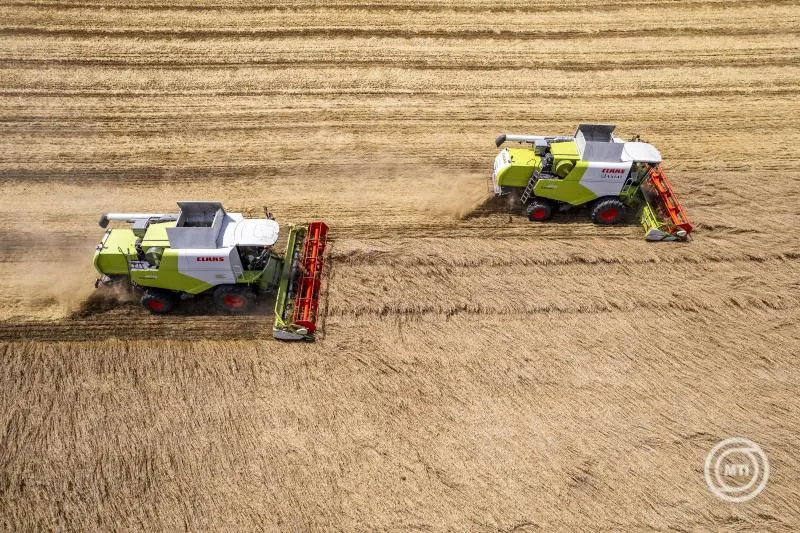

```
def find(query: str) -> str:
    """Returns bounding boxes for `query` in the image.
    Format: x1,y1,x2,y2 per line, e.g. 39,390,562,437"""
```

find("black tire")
525,199,553,222
591,197,626,225
141,289,176,314
213,285,255,313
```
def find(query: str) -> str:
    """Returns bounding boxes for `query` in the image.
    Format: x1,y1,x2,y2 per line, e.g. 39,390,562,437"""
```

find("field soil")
1,0,799,530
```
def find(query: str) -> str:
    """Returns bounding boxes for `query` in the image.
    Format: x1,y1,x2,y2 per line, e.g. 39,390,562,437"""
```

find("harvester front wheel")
526,200,553,222
591,198,626,225
213,285,255,313
141,289,176,314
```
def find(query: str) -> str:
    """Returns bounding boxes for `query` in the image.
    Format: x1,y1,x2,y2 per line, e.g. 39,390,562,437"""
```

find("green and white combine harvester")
93,202,328,341
492,124,693,241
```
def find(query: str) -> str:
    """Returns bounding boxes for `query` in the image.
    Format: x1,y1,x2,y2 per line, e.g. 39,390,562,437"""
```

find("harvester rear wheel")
525,200,553,222
141,289,176,314
591,198,626,225
213,285,255,313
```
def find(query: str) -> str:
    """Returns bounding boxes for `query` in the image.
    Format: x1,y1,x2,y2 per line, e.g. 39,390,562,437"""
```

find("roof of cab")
621,142,662,163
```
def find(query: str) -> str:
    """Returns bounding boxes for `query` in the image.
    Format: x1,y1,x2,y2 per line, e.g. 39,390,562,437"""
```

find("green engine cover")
93,228,137,275
495,148,539,188
494,141,600,206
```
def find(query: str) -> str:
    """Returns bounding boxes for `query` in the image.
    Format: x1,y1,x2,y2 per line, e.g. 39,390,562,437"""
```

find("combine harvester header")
93,201,328,341
272,221,328,341
492,124,693,241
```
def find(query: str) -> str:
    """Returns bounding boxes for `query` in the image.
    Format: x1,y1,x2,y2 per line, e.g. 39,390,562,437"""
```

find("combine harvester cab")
93,201,328,341
492,124,693,241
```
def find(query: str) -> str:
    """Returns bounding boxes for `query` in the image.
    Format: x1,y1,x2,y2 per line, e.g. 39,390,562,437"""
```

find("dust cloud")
418,172,492,220
1,231,102,321
7,255,96,321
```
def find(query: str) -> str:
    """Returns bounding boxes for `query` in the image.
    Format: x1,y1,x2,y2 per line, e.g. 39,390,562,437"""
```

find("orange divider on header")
648,165,693,233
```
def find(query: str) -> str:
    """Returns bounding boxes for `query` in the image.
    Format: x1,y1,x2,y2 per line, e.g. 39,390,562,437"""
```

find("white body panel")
622,142,662,163
221,219,280,247
177,247,242,285
579,162,633,197
492,149,512,193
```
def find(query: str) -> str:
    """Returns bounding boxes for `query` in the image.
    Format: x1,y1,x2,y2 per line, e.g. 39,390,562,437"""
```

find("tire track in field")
1,26,793,40
4,0,794,13
3,88,798,99
0,316,268,341
3,2,796,41
5,57,798,72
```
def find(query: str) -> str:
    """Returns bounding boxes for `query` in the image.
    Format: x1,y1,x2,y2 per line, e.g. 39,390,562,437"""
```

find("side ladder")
520,171,540,204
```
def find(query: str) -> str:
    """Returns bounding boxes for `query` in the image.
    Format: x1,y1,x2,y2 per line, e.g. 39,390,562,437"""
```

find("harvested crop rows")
1,0,800,530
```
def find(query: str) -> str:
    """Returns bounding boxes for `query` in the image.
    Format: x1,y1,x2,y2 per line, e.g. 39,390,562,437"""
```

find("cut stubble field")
1,0,800,530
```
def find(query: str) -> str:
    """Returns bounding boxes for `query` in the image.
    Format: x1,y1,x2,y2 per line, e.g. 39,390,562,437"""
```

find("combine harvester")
92,201,328,341
492,124,692,241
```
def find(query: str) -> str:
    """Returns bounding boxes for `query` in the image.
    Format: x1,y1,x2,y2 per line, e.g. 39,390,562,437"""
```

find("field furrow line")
3,0,794,12
1,26,793,40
